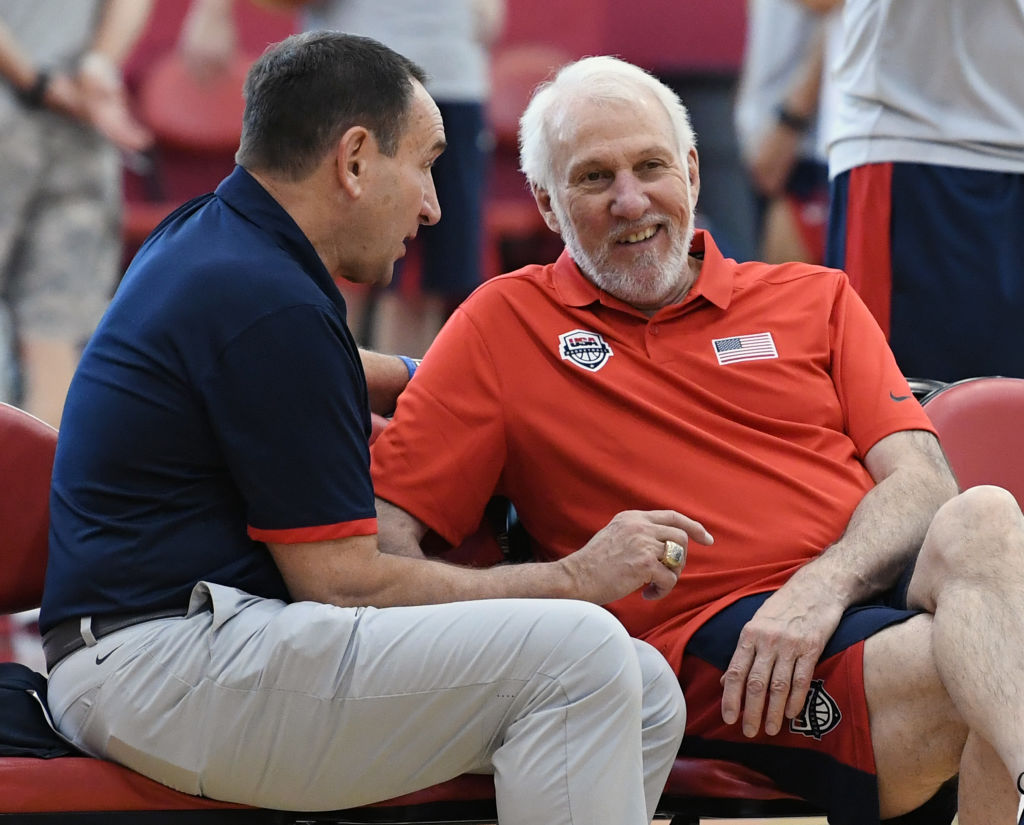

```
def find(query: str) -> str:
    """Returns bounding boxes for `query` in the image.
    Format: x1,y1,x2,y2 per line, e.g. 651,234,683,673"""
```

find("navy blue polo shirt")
40,167,375,634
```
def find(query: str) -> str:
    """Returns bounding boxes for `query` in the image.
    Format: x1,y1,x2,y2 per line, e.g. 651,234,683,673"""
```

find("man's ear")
337,126,372,197
533,187,562,234
687,146,701,206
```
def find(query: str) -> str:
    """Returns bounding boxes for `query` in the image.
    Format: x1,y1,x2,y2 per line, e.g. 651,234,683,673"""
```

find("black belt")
43,608,189,671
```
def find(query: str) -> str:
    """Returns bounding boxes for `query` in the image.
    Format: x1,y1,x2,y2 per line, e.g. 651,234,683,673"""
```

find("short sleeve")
829,275,936,456
202,304,377,541
371,305,507,546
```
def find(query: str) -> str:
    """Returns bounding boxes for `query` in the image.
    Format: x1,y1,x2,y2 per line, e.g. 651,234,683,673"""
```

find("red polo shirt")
371,231,934,670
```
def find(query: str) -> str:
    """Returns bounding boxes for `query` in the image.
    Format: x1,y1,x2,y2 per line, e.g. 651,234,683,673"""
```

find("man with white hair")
373,54,1024,825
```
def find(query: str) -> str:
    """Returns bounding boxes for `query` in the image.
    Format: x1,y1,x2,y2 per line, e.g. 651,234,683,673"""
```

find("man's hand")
559,509,713,604
77,52,152,153
720,581,844,738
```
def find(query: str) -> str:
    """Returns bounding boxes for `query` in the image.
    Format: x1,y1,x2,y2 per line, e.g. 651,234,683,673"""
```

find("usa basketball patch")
712,331,778,365
789,679,842,740
559,329,613,372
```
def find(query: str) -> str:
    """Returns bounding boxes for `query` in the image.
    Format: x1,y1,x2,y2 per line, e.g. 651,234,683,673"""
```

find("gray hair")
519,55,697,194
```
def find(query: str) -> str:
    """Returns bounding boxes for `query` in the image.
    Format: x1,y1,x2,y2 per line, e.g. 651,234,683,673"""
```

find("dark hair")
236,31,427,180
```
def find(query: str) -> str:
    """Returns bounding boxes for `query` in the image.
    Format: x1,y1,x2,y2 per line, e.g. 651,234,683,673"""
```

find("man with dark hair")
40,32,686,819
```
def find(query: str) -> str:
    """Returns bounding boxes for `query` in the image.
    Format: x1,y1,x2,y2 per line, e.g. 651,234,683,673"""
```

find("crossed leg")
866,485,1024,823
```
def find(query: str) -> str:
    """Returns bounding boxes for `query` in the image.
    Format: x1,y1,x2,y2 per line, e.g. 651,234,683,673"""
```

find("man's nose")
421,177,441,225
609,174,649,221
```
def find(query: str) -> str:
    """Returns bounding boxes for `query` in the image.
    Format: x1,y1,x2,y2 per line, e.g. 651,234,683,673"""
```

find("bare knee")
910,486,1024,608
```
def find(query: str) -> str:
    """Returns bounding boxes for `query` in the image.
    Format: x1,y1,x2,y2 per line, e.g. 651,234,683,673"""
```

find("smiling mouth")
618,225,659,244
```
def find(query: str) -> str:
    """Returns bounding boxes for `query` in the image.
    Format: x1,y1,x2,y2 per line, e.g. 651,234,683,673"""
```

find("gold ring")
662,540,684,570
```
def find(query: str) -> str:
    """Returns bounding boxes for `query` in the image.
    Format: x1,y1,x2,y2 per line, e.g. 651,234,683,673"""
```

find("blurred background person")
735,0,837,264
825,0,1024,382
0,0,154,428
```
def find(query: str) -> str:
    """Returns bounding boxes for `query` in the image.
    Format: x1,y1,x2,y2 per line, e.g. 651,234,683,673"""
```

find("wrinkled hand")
560,509,713,604
720,583,843,738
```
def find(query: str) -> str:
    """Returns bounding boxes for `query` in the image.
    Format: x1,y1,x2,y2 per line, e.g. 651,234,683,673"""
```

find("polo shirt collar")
552,229,735,314
215,166,342,308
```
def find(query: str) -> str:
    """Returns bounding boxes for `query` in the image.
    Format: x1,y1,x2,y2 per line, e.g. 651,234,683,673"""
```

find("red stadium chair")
483,44,570,276
922,376,1024,507
121,50,253,259
0,402,821,823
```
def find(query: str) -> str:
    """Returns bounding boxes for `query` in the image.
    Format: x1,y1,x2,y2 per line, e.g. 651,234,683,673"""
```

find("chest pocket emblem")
712,331,778,365
559,329,613,372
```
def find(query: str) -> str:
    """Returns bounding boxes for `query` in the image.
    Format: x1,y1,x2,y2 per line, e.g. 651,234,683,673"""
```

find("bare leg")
906,486,1024,823
864,614,965,819
959,732,1017,825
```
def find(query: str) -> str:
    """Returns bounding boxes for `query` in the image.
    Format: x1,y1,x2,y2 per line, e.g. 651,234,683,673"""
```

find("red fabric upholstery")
923,376,1024,507
666,758,803,802
0,754,806,817
136,52,250,154
482,44,570,277
0,404,57,614
0,757,249,813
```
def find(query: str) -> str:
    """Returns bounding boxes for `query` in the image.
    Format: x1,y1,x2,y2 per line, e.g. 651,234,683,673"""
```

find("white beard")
552,198,696,310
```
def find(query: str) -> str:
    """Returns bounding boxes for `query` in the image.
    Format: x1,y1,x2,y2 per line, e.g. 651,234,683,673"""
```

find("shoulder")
738,259,847,288
730,259,850,302
458,262,559,315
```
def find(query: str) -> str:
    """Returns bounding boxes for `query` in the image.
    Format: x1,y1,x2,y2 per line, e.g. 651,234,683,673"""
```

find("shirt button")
650,325,660,336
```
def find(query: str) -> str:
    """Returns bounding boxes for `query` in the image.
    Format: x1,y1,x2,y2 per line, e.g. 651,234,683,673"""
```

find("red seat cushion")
0,404,56,614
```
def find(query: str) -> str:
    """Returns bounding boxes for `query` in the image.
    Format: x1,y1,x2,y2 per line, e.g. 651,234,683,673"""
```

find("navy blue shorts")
679,576,955,825
826,161,1024,382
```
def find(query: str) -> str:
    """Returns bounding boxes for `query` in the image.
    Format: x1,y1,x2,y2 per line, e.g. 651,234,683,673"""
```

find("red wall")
500,0,747,72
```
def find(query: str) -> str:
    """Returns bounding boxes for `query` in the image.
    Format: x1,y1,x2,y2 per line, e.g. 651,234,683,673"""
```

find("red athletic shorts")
678,590,944,825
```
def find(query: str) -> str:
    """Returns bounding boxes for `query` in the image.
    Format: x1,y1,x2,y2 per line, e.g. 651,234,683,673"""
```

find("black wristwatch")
775,104,811,133
18,69,51,109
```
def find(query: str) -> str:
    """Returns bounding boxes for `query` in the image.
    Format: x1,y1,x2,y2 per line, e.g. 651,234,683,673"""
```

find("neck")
247,165,343,275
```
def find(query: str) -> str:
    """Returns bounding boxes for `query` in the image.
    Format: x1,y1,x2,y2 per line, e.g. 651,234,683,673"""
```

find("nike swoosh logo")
95,646,122,665
889,391,912,402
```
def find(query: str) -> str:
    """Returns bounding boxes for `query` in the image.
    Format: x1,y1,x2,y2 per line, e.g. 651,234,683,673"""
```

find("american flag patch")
712,332,778,365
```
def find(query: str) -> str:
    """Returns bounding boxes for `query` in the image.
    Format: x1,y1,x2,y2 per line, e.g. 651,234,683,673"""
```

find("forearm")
271,529,578,608
89,0,156,65
0,21,36,90
348,549,578,607
359,349,415,416
779,26,825,125
472,0,507,45
788,432,958,607
375,496,429,558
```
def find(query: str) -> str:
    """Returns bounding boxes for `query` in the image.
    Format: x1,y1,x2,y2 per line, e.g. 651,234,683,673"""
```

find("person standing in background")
0,0,154,428
824,0,1024,382
735,0,837,265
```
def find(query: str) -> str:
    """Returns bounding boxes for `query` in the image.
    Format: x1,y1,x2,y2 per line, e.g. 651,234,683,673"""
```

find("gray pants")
47,582,686,823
